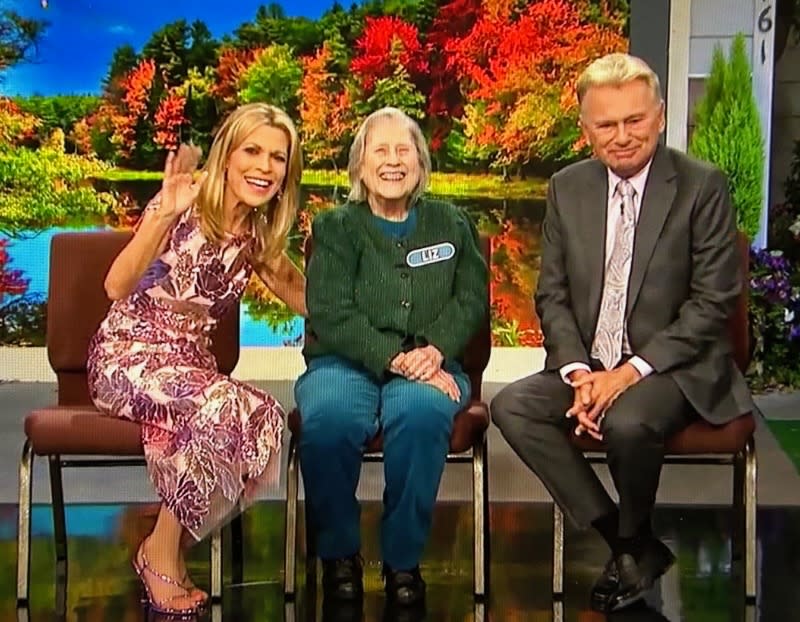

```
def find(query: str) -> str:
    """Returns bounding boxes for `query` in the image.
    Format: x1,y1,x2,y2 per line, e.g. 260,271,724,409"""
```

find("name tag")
406,242,456,267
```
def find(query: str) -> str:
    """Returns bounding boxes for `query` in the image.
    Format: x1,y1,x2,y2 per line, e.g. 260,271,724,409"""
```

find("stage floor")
4,502,799,622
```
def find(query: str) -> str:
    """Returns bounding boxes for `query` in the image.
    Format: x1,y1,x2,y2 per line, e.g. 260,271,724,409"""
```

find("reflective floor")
4,502,799,621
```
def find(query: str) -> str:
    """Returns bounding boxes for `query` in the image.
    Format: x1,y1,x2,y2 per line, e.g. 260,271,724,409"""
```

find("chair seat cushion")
288,400,490,455
25,406,143,456
569,413,755,455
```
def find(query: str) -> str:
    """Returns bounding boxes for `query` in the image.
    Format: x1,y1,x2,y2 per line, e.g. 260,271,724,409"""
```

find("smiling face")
579,78,665,178
223,124,289,211
360,116,421,209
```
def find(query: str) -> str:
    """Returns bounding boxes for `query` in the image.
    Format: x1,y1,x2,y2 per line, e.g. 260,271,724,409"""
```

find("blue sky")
1,0,341,96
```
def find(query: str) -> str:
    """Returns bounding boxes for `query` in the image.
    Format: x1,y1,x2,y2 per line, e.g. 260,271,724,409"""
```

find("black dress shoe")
591,538,676,613
638,537,676,582
609,553,652,611
382,564,426,607
590,556,620,612
322,555,364,601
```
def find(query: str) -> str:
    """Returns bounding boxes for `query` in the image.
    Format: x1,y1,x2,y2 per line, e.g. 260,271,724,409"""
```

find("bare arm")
253,251,307,317
104,145,206,301
104,201,177,300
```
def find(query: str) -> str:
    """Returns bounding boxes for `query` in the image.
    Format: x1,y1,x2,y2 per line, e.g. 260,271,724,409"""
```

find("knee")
298,395,371,449
384,387,455,438
489,386,515,430
602,413,661,449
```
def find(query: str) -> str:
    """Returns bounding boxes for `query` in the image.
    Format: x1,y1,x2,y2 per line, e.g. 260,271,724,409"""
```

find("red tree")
112,58,157,157
448,0,626,167
299,43,355,167
350,16,429,93
153,89,187,150
424,0,483,150
212,47,262,105
0,239,28,297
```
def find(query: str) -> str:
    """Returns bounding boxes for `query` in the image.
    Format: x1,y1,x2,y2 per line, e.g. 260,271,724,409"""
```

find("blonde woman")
87,103,305,616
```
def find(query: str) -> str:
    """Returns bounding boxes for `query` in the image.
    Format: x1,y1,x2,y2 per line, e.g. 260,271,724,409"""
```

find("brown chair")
551,232,757,602
16,230,242,609
283,236,493,601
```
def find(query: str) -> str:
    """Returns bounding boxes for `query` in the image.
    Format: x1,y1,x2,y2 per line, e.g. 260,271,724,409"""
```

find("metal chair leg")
210,528,222,602
304,498,317,589
552,504,565,598
732,450,745,563
16,440,33,606
482,434,491,599
231,514,244,585
284,435,299,599
472,437,487,600
744,436,757,602
48,455,67,616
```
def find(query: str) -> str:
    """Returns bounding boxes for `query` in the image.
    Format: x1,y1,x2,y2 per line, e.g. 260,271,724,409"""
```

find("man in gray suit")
491,53,754,612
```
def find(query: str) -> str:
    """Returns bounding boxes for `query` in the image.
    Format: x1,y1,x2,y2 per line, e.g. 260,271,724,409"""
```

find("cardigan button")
400,272,408,279
401,300,411,308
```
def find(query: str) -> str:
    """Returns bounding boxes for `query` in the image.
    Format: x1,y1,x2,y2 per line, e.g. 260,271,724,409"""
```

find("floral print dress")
87,199,284,540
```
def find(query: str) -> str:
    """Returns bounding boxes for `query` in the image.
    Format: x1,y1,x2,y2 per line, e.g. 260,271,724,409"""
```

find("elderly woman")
295,107,489,607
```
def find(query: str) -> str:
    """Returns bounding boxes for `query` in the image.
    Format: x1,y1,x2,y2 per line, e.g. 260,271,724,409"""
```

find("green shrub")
689,33,763,240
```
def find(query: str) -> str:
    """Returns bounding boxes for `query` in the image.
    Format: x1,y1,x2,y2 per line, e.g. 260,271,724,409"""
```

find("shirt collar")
607,157,654,202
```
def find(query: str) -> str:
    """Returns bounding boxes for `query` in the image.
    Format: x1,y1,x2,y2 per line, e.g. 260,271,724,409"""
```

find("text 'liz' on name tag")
406,242,456,267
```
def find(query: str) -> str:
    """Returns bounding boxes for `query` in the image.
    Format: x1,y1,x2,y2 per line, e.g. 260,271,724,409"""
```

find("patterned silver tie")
591,179,636,370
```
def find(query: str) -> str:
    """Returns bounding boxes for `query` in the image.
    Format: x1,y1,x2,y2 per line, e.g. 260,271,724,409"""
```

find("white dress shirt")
559,159,655,383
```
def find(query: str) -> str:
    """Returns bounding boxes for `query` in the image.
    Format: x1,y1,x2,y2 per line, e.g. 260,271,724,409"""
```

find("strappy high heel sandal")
132,542,203,618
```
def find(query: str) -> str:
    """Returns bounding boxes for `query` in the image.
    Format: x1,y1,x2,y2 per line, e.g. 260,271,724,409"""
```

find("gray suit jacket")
535,144,754,423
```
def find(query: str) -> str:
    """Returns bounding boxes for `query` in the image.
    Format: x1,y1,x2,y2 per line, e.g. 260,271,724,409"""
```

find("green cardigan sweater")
303,198,489,379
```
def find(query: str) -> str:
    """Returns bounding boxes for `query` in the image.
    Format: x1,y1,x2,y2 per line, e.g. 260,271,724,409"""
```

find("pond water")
4,182,545,347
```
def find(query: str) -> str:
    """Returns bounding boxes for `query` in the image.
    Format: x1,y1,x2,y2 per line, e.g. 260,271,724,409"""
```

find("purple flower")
136,259,171,292
197,258,228,298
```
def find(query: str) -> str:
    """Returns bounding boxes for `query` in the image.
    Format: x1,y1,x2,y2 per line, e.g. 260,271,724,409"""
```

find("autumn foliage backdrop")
0,0,628,350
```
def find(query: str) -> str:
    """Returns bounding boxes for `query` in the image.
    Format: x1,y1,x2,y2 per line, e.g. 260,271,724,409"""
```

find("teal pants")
294,355,470,570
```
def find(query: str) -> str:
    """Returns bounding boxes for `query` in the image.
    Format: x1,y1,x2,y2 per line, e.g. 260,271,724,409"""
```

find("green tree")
141,20,193,87
356,65,426,119
689,33,764,240
103,43,141,97
238,44,303,114
0,10,47,77
0,145,113,236
233,4,323,56
13,95,101,148
186,20,219,70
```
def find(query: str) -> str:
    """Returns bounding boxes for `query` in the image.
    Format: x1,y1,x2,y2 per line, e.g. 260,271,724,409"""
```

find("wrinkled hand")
422,369,461,402
397,345,443,381
565,369,602,440
159,144,207,219
389,352,407,376
571,363,642,438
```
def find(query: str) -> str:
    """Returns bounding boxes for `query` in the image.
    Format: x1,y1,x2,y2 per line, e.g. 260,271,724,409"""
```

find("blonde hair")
196,103,302,263
576,53,662,106
347,107,431,206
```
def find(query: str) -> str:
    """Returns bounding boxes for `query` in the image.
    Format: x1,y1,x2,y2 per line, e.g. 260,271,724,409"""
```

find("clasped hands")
566,363,641,440
390,345,461,402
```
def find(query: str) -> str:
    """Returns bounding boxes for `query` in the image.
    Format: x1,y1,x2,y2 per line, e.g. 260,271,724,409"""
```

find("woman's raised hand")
159,144,208,219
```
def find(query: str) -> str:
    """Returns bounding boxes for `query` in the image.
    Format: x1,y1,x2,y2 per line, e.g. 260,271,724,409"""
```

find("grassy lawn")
766,419,800,475
96,168,547,200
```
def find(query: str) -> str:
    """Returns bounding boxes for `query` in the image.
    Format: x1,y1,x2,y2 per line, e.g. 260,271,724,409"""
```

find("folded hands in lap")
566,364,641,440
390,347,461,402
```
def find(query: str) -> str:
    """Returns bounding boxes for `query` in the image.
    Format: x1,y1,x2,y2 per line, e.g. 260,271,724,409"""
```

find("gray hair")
347,107,432,205
576,53,662,106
